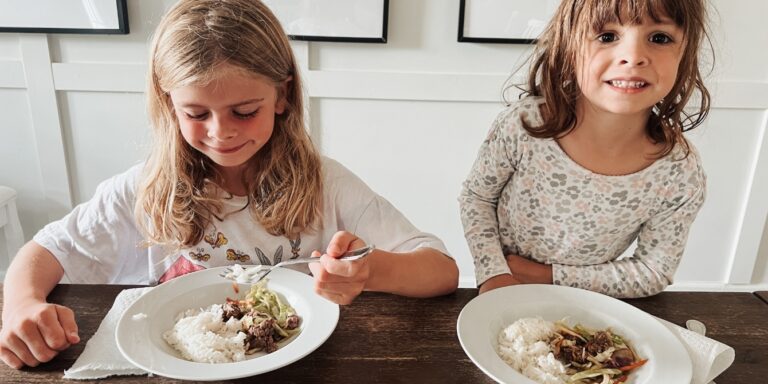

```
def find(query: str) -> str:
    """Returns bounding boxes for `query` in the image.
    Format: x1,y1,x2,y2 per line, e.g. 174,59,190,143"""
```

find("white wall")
1,0,767,290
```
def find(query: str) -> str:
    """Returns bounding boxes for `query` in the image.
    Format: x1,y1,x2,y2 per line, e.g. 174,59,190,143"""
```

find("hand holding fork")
220,244,375,284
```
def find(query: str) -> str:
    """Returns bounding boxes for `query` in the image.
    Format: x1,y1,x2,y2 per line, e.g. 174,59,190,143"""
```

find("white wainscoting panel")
0,0,767,291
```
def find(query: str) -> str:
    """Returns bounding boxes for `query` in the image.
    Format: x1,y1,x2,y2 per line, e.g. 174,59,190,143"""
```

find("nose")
617,39,648,67
206,114,236,141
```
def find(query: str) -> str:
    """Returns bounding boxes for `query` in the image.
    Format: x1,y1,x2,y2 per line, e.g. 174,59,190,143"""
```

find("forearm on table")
552,260,669,298
3,241,64,307
364,247,459,297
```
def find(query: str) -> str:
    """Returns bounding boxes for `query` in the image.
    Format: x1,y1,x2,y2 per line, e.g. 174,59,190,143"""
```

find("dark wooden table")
2,285,767,384
756,291,768,306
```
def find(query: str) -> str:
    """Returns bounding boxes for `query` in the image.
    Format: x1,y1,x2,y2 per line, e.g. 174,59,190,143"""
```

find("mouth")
208,142,247,154
606,80,648,89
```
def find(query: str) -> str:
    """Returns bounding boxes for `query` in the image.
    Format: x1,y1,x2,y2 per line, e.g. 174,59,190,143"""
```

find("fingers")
1,334,38,368
55,305,80,345
17,315,59,364
313,282,360,305
0,303,77,369
37,306,72,352
320,254,364,278
314,289,354,305
325,231,363,258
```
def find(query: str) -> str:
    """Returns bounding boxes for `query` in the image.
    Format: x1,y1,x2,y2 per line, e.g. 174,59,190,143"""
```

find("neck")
571,99,651,155
216,165,248,196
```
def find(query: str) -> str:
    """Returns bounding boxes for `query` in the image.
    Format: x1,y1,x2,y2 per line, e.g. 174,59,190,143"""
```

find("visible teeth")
610,80,646,88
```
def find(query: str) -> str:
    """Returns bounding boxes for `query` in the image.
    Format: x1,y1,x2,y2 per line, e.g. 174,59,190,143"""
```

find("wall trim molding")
43,62,768,109
19,35,73,220
727,111,768,283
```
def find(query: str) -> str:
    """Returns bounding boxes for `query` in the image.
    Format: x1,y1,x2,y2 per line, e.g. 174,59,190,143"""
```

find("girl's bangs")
585,0,687,32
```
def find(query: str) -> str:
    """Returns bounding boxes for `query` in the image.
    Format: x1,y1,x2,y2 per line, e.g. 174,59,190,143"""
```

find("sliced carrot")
619,358,648,372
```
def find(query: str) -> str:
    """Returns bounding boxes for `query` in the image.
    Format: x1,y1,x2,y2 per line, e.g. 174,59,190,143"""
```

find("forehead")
169,68,276,106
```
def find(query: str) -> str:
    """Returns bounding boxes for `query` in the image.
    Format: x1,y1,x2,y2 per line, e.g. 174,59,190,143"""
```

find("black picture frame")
458,0,555,44
0,0,129,35
264,0,388,44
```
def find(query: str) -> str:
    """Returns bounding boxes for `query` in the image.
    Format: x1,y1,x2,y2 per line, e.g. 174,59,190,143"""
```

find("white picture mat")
0,0,121,29
463,0,559,39
263,0,385,38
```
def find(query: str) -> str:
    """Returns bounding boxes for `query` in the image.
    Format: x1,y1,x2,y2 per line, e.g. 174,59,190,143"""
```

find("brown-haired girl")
460,0,710,298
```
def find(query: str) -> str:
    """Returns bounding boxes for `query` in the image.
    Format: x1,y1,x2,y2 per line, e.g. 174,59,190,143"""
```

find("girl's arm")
552,177,705,298
309,231,458,305
0,241,78,369
459,107,523,289
364,246,458,297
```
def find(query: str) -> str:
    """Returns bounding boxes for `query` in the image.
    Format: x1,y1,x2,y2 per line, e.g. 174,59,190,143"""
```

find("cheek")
252,115,275,142
178,121,206,144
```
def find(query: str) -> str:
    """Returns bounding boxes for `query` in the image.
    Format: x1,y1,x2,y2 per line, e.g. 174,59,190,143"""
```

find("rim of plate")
456,284,692,384
115,267,339,381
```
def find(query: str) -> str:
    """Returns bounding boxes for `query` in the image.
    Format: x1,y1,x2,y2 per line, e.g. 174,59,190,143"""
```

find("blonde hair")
136,0,323,248
513,0,711,158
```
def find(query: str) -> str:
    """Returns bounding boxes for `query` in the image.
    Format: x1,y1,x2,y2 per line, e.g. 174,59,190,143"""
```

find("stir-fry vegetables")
551,321,647,384
223,279,301,353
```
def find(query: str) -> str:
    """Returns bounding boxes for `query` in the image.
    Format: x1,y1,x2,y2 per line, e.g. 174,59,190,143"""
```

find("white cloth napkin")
63,287,152,380
655,317,735,384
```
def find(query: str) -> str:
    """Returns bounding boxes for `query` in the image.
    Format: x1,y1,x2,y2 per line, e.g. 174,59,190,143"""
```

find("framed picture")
458,0,558,44
0,0,128,35
263,0,388,43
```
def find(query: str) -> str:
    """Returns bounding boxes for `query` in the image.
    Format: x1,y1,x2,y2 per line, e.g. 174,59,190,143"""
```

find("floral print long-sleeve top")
459,96,706,298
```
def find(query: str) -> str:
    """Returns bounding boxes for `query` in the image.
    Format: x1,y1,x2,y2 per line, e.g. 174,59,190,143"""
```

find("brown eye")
597,32,618,43
650,33,673,44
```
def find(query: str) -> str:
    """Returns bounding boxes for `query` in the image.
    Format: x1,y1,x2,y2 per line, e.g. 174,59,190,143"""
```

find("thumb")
55,305,80,344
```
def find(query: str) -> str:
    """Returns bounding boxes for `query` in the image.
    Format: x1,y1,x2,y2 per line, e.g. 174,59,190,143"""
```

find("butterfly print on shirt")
204,230,228,248
226,249,251,263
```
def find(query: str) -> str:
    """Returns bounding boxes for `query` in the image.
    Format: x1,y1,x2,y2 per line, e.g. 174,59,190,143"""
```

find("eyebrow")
180,98,265,108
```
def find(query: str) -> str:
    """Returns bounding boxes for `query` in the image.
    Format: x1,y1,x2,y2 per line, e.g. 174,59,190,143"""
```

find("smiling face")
170,64,287,173
575,16,685,118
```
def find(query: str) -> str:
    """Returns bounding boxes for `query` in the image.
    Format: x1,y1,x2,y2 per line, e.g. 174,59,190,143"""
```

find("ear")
275,76,292,115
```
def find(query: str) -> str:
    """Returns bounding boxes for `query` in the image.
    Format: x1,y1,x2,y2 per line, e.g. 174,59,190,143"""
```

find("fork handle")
273,252,368,268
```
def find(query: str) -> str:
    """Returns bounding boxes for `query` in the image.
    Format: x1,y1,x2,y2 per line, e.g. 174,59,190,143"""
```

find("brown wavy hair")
136,0,323,248
511,0,712,158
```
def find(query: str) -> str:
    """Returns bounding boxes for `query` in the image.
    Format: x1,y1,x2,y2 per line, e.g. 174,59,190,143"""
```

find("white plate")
115,267,339,381
457,285,692,384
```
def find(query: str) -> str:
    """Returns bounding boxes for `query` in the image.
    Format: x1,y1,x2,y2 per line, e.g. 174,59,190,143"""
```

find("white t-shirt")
34,157,450,284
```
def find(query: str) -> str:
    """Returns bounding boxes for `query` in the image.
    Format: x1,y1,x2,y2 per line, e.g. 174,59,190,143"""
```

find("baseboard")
457,276,768,292
665,282,768,292
459,276,476,289
2,268,766,293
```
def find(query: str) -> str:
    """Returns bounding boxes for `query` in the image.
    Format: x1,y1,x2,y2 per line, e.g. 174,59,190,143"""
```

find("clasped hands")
478,254,553,294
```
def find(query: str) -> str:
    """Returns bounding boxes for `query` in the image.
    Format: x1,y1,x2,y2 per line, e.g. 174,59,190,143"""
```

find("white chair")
0,186,24,265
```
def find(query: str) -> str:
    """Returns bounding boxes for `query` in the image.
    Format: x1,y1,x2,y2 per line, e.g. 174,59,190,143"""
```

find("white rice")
497,317,569,384
163,304,249,363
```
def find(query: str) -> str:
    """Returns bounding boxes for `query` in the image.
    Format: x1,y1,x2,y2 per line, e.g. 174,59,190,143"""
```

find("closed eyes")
183,109,260,121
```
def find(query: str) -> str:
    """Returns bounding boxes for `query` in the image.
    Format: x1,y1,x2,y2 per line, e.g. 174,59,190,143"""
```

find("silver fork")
219,244,375,284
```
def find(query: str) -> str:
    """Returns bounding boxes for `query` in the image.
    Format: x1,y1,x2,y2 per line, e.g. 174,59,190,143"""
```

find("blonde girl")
460,0,710,298
1,0,458,369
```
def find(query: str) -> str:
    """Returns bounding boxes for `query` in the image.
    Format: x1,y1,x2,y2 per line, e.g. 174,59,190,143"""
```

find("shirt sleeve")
459,106,524,286
33,165,147,284
325,158,450,257
552,159,706,298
